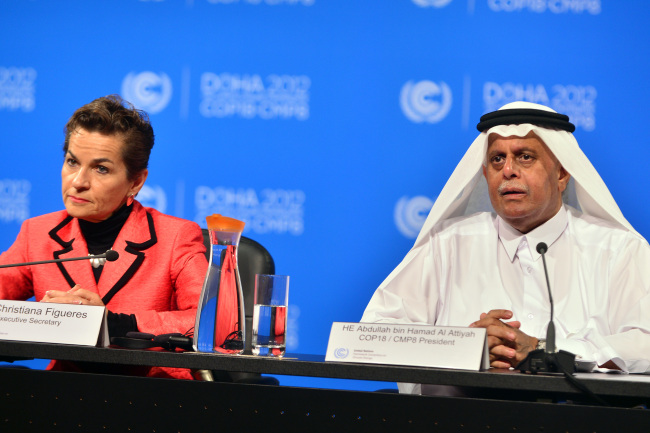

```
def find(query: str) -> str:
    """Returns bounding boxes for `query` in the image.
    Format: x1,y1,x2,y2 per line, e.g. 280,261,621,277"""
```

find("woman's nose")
72,169,90,189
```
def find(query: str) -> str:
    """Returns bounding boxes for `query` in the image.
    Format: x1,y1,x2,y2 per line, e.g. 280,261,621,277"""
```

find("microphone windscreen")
105,250,120,262
546,321,556,353
536,242,548,254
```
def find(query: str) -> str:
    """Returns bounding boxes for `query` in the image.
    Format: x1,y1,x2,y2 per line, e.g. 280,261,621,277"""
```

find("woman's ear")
129,169,149,197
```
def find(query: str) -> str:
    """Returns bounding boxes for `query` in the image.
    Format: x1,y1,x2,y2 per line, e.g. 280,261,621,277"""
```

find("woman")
0,95,208,379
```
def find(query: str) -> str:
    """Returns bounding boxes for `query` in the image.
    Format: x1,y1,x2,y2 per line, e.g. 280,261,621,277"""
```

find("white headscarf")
384,101,643,289
417,101,638,243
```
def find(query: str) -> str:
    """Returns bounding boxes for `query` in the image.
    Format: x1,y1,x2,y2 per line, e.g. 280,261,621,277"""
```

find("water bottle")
194,214,246,354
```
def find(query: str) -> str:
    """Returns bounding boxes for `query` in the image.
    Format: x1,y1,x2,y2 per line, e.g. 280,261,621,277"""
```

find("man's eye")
96,165,109,174
66,158,78,166
521,154,533,161
491,156,504,163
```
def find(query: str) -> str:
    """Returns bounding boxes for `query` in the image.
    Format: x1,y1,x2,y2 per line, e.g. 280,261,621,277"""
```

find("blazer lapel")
48,215,98,292
99,203,158,305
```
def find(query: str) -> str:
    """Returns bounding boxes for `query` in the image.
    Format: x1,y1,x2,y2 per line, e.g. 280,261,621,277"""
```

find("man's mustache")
497,182,529,195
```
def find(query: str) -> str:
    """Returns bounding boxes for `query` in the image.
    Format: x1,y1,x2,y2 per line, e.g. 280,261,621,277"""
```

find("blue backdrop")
2,0,649,390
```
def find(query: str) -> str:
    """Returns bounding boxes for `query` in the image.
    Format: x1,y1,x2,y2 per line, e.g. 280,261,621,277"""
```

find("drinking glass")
252,274,289,357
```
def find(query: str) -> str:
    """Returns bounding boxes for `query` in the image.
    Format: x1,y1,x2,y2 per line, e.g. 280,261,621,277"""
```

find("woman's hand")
41,284,105,307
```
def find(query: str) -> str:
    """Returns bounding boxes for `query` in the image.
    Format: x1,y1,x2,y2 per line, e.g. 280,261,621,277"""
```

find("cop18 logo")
400,80,453,124
121,71,173,114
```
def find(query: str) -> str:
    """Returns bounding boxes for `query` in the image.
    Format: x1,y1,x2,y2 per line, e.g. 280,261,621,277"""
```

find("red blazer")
0,201,208,379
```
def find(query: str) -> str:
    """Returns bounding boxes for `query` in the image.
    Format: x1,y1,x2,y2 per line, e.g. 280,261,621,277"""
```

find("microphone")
536,242,555,353
0,250,119,269
517,243,610,405
516,242,576,374
104,250,120,262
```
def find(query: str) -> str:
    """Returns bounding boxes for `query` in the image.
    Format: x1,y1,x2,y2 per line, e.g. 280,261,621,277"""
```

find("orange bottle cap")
205,214,246,232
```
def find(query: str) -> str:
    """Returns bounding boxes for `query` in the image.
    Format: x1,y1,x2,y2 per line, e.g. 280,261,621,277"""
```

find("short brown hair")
64,95,155,180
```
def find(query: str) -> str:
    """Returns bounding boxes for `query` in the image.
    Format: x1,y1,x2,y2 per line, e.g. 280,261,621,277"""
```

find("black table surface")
1,339,649,399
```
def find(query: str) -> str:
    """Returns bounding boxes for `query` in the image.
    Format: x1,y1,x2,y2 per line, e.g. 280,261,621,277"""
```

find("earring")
127,194,134,206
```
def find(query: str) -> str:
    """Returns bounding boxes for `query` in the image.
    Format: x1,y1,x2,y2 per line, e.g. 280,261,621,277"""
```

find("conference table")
1,340,648,432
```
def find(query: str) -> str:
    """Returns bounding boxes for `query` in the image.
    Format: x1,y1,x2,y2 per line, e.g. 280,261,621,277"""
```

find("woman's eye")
96,165,109,174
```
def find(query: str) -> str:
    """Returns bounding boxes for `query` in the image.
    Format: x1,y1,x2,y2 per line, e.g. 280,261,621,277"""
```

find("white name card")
326,322,489,371
0,300,108,347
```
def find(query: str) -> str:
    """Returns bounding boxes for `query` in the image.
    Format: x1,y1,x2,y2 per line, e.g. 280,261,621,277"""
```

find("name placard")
325,322,489,371
0,300,108,347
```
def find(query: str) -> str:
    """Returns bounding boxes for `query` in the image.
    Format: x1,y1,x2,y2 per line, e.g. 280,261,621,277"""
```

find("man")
362,102,650,391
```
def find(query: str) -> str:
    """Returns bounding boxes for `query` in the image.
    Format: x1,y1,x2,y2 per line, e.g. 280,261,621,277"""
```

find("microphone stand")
516,242,609,406
0,250,119,269
516,242,575,374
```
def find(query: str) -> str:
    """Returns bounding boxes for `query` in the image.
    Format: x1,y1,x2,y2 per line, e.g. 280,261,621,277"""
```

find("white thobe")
361,205,650,374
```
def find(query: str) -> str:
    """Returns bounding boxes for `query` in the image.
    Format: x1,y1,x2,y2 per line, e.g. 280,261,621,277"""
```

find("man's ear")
482,164,487,179
558,166,570,192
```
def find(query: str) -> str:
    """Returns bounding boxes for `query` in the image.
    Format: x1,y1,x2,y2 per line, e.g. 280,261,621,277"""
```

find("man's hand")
41,284,105,307
469,309,538,369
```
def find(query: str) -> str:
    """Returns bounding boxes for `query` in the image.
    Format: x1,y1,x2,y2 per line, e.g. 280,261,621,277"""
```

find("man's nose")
503,156,519,178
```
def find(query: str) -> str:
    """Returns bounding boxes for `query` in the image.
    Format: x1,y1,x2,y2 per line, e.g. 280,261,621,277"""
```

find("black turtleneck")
79,202,133,281
78,203,137,338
